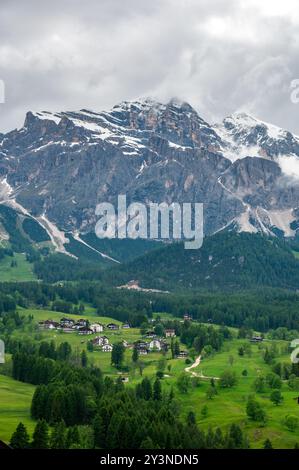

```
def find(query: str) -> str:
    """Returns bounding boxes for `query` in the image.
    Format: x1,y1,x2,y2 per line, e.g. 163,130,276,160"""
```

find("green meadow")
0,253,37,282
0,374,36,443
2,307,299,448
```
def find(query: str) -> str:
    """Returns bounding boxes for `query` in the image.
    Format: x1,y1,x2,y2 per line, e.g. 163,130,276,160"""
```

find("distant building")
135,341,149,351
75,319,88,328
183,314,193,321
90,323,104,333
60,317,74,327
138,348,149,355
92,335,109,346
250,335,263,343
39,320,59,330
149,339,162,351
145,330,156,338
107,323,119,330
122,323,131,329
78,327,93,335
165,329,176,338
102,344,113,352
177,350,188,358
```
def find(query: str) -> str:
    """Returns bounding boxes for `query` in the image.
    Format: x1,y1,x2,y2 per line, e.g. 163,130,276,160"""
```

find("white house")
149,339,162,351
102,344,113,352
165,329,176,338
90,323,104,333
92,336,109,346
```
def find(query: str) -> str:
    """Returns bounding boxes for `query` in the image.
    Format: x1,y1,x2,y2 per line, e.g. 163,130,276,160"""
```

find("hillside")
110,232,299,291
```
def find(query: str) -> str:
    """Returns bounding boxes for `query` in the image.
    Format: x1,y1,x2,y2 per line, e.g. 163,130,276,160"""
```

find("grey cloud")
1,0,299,134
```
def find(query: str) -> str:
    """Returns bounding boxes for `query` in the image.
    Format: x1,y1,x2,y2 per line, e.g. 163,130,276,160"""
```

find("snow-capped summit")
213,111,299,163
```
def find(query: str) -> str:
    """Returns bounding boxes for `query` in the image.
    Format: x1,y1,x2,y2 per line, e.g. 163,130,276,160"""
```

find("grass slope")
0,374,36,443
0,253,37,281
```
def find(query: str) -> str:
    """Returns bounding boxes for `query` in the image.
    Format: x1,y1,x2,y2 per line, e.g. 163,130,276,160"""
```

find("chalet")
145,330,156,338
135,341,148,351
122,340,129,348
102,344,113,352
138,348,149,355
75,319,88,328
122,323,131,329
149,339,163,351
177,350,188,358
183,314,193,321
39,320,59,330
92,335,109,346
78,327,93,335
250,335,263,343
165,329,176,338
107,323,119,330
60,317,74,327
90,323,104,333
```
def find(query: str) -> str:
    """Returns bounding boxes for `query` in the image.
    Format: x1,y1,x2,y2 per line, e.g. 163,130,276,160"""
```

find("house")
122,340,129,348
122,323,131,329
107,323,119,330
102,344,113,352
120,376,129,383
39,320,59,330
145,330,156,338
250,335,263,343
165,329,176,338
74,319,88,328
139,348,149,355
177,350,188,358
60,317,74,327
90,323,104,333
135,341,149,351
183,314,192,321
92,336,109,346
149,339,162,351
78,327,93,335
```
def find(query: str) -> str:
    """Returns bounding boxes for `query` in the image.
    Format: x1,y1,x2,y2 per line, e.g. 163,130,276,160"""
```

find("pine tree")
93,414,105,449
31,419,49,449
10,422,30,449
66,426,81,449
81,350,88,368
132,345,139,363
51,420,67,449
153,379,162,401
263,438,273,449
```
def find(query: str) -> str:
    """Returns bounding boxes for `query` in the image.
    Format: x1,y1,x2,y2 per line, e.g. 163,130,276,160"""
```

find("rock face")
1,98,299,239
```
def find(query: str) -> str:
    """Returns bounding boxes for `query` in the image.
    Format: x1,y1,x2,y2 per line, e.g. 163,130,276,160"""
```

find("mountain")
1,98,299,261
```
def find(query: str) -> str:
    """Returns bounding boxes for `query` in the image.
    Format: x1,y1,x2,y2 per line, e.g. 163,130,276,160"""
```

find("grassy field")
0,253,37,281
0,374,36,443
165,338,299,449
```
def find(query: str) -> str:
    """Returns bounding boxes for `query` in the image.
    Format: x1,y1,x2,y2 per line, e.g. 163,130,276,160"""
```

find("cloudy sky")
1,0,299,133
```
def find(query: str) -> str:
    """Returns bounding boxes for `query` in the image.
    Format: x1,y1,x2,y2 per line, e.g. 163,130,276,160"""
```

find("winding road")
184,355,219,380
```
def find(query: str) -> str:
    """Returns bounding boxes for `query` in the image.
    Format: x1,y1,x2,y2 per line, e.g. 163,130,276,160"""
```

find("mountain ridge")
1,97,299,258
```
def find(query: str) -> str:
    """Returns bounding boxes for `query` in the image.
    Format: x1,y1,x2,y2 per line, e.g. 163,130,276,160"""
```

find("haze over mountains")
1,97,299,260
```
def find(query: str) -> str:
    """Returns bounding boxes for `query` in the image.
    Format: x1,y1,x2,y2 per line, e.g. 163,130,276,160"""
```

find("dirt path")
184,355,219,380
